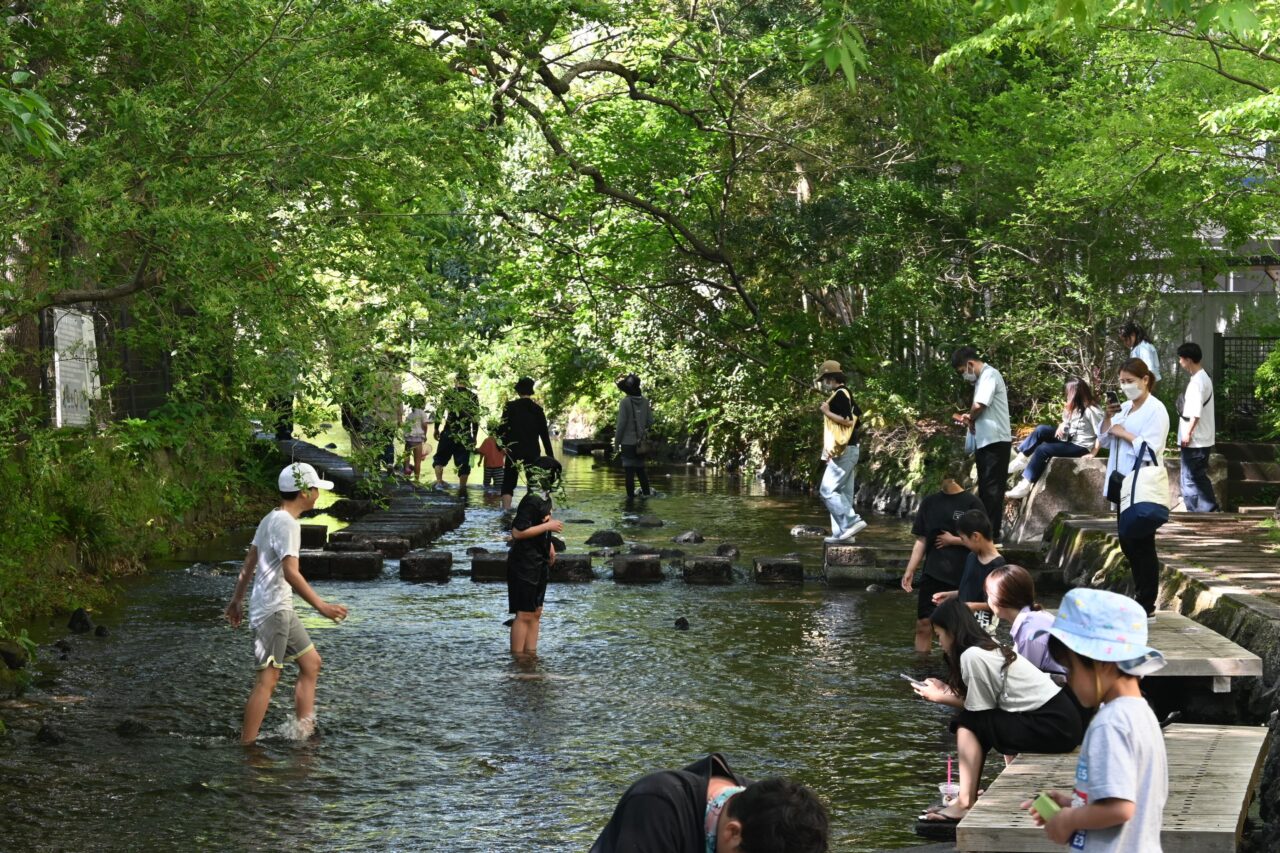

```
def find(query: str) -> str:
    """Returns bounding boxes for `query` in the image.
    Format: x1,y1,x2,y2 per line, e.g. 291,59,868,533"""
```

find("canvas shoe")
1006,479,1033,500
838,519,869,541
1007,453,1030,477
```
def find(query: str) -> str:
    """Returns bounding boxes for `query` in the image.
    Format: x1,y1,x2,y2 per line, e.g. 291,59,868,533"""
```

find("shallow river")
1,448,965,852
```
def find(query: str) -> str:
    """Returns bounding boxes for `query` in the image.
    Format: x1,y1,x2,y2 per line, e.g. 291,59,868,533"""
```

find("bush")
1256,344,1280,440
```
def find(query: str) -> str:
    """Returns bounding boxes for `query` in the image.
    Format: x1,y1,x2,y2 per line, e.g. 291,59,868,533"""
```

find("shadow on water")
0,445,966,852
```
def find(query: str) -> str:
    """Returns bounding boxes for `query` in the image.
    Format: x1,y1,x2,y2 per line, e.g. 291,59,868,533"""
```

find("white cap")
278,462,334,493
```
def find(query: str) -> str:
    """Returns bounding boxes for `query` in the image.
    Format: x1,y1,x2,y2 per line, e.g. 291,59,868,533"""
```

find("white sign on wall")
51,308,101,427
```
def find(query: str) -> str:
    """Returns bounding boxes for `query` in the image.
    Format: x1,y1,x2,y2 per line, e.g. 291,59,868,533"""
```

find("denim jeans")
1179,446,1219,512
820,445,863,535
1019,425,1089,483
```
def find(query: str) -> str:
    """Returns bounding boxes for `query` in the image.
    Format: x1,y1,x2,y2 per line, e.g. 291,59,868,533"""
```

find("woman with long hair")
913,599,1082,825
984,564,1064,675
1006,378,1103,500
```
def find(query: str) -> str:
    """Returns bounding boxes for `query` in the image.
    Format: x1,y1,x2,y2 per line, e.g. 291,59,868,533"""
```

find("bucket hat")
817,359,842,378
1038,589,1165,676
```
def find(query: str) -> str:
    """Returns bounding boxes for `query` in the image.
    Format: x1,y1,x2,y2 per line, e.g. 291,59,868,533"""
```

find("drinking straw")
947,755,953,787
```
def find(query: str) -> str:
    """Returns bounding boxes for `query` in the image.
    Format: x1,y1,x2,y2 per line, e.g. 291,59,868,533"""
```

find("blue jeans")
1180,446,1219,512
820,445,863,535
1018,424,1089,483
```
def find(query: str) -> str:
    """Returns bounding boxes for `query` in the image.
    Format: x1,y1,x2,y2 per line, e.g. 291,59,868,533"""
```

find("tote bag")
1118,442,1170,538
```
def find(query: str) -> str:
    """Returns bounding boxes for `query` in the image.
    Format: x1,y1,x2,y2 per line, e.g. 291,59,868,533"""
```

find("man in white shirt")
1176,342,1218,512
951,346,1012,542
1120,320,1162,388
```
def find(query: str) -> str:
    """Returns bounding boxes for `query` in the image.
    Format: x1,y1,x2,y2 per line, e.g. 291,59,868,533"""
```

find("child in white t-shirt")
225,463,349,744
1023,589,1168,852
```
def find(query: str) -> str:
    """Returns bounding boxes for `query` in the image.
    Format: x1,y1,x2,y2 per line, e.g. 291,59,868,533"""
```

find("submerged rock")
586,530,625,547
715,543,740,558
674,617,690,631
672,530,704,544
633,515,664,528
466,546,489,556
36,722,66,745
566,518,595,524
865,583,886,593
94,625,110,638
67,609,94,634
115,718,151,738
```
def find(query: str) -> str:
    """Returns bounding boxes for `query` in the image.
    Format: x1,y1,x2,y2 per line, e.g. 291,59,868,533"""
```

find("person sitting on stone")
1006,378,1103,500
591,753,830,853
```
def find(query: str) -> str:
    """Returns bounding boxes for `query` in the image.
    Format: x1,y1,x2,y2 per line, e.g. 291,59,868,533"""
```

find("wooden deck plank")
955,724,1269,853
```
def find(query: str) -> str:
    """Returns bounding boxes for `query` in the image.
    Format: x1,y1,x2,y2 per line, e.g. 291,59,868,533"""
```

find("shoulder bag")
1118,441,1170,538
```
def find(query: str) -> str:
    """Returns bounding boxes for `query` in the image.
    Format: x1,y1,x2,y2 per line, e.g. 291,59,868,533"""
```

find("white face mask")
1120,381,1144,401
963,369,978,383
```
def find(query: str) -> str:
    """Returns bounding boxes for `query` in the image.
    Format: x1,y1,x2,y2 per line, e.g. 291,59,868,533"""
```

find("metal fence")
1213,332,1280,434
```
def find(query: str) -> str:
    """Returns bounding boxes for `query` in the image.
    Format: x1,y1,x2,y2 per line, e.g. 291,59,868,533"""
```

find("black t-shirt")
912,490,985,586
827,386,863,444
508,492,553,585
957,553,1007,605
439,386,481,443
590,754,746,853
499,397,554,461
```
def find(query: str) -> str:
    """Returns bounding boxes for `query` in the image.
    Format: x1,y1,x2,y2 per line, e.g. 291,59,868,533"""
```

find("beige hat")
818,360,842,377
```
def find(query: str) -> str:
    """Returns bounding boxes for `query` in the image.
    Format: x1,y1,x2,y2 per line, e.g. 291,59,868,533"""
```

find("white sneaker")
1007,453,1030,477
824,535,843,544
1006,479,1033,500
838,519,868,541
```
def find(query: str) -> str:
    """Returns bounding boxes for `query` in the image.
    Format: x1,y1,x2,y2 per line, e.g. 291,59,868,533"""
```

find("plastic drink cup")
938,782,960,807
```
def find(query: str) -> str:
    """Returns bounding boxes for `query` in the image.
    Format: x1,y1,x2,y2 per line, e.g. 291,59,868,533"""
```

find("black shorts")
432,435,472,474
950,689,1083,755
917,573,956,620
508,576,548,614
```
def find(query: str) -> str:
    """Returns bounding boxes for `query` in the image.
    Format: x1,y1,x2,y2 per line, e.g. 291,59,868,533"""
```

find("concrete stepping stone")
549,553,594,582
613,553,663,583
683,556,733,585
471,552,508,582
299,549,382,580
400,550,453,583
753,556,803,585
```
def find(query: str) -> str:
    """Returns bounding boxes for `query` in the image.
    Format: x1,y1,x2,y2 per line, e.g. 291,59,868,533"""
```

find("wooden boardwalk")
956,723,1269,852
1043,609,1262,693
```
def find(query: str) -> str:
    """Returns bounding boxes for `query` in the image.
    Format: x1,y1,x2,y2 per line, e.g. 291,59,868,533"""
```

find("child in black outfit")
507,456,563,656
933,509,1005,631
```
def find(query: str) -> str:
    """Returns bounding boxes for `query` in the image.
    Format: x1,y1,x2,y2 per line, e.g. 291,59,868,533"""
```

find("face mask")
963,369,977,383
705,786,746,853
1120,381,1143,401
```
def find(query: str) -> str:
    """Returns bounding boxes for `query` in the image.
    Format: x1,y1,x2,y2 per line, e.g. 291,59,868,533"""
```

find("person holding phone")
949,347,1012,543
1099,358,1169,616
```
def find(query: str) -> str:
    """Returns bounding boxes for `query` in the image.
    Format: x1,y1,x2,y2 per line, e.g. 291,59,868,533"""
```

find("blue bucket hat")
1038,589,1166,676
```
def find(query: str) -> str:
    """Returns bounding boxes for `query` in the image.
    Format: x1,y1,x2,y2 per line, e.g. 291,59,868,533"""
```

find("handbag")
1118,442,1170,538
631,397,653,455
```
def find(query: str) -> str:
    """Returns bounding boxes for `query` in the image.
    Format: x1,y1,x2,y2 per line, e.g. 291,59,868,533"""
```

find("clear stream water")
0,448,969,852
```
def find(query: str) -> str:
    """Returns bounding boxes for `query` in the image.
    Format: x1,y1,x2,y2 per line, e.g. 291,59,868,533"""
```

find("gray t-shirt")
1068,696,1167,852
249,509,302,629
972,364,1011,450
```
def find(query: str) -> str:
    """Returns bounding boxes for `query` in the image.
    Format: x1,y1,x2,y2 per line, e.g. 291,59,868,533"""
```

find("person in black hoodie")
591,754,829,853
506,457,562,656
498,376,555,511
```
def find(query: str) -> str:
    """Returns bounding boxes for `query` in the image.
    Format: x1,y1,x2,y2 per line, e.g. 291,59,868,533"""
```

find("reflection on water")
0,448,960,852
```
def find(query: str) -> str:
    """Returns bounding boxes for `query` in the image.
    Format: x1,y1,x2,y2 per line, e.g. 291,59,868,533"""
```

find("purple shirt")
1011,608,1066,675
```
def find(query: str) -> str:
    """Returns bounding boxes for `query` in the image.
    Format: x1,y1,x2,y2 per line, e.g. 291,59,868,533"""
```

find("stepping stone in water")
672,530,704,544
549,553,594,583
612,554,663,583
753,556,804,585
682,556,733,585
471,552,508,582
586,530,624,547
400,550,453,582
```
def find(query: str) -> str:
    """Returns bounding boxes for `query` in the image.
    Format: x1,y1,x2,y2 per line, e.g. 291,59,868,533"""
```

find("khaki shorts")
253,609,314,670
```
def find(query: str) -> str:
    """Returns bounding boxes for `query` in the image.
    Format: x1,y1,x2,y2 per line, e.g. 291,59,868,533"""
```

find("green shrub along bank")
0,402,277,631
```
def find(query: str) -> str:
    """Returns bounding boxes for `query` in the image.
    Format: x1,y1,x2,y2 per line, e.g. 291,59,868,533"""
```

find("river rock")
790,525,826,538
94,625,109,637
0,639,28,670
324,442,338,450
67,608,94,634
631,515,664,528
612,554,663,584
674,617,690,630
327,498,374,521
629,544,659,555
566,519,595,524
36,722,66,745
586,530,625,547
400,550,453,583
672,530,704,544
866,583,886,593
471,552,508,583
115,718,151,738
753,557,804,585
466,546,489,556
715,543,740,558
549,554,595,583
682,556,733,585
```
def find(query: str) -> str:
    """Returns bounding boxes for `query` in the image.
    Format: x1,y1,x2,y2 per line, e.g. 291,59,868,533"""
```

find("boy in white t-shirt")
225,463,349,744
1175,342,1218,512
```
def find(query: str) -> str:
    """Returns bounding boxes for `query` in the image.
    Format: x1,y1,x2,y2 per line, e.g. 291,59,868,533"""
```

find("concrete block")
682,556,733,585
300,523,328,549
753,556,803,585
400,550,453,582
823,545,877,567
471,552,508,582
301,549,382,580
549,553,595,583
355,536,411,558
613,553,663,583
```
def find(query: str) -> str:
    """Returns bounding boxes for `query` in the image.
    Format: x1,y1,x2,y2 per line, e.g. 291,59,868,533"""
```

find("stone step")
612,553,664,583
550,553,595,583
298,549,383,580
299,523,328,549
753,556,803,585
1225,460,1280,480
1216,441,1280,462
682,556,734,585
471,552,508,583
400,550,453,582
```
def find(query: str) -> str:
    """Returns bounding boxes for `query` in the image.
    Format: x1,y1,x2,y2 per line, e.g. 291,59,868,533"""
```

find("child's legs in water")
242,666,281,744
510,608,542,654
294,648,322,732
